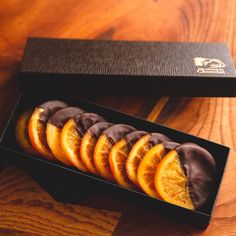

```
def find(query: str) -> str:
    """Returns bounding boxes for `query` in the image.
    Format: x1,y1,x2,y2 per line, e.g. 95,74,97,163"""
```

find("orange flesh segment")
137,144,166,198
154,150,195,210
61,119,88,172
94,134,114,181
80,132,100,175
126,134,152,186
15,109,37,155
46,122,73,166
109,139,136,189
28,107,55,160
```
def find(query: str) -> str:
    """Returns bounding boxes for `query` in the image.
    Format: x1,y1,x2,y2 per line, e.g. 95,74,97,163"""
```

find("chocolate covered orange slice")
15,108,37,155
80,122,113,175
126,133,171,186
61,113,105,171
28,100,68,160
154,143,217,210
137,142,179,198
109,131,147,189
94,124,136,181
46,107,83,165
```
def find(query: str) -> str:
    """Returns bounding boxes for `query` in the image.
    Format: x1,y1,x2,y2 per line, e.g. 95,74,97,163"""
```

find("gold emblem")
194,57,225,74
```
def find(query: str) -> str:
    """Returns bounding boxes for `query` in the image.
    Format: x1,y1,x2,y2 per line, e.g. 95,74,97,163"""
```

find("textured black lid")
19,37,236,96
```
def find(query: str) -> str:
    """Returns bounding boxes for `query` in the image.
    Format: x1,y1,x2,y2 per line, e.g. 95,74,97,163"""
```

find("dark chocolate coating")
88,122,114,138
175,143,217,209
149,133,171,146
103,124,136,144
125,131,148,148
73,113,106,136
38,100,68,122
162,141,180,152
48,107,84,128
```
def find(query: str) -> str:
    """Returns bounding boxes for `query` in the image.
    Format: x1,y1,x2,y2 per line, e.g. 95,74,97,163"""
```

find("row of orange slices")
15,101,195,210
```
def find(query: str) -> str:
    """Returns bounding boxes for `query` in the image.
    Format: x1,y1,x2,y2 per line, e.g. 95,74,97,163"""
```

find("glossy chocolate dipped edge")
125,130,148,149
162,141,180,152
48,106,84,129
38,100,69,122
73,112,106,136
149,132,171,146
103,124,136,143
175,143,217,209
87,122,113,139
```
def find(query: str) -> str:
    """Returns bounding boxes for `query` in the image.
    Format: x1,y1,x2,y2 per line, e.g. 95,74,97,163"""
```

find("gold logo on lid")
194,57,225,74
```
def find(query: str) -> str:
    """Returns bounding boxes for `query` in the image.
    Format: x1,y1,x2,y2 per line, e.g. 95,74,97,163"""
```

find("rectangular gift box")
0,38,231,228
0,93,229,228
20,38,236,96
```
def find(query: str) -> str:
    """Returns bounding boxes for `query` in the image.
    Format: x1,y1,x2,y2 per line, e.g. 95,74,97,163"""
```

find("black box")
0,38,231,229
0,93,229,228
20,38,236,96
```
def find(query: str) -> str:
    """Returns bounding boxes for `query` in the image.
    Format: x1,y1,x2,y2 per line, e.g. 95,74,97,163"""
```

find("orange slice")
61,113,105,171
46,107,83,165
94,124,136,181
137,142,179,198
126,133,170,186
94,134,114,181
154,150,195,210
137,144,165,198
109,131,147,189
15,108,37,155
156,143,217,209
80,122,113,175
28,100,68,160
61,119,87,171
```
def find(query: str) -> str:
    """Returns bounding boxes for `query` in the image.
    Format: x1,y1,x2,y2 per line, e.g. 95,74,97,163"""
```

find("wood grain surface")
0,0,236,235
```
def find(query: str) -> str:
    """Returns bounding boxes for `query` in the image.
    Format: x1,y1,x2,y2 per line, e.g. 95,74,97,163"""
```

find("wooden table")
0,0,236,235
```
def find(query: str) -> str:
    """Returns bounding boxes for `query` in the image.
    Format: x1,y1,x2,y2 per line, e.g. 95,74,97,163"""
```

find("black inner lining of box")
0,93,229,222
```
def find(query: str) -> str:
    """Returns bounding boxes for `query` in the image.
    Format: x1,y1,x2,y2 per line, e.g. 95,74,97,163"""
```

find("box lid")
19,37,236,96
